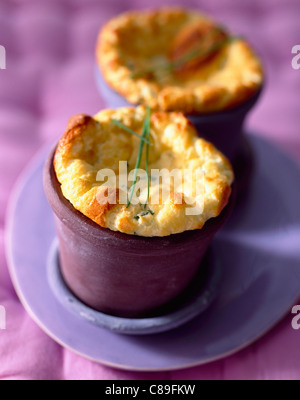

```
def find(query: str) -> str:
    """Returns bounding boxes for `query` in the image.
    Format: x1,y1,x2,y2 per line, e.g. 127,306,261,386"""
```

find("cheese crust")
54,107,234,237
97,7,263,114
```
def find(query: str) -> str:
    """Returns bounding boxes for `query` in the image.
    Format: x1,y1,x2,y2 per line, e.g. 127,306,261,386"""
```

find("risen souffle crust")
97,7,263,114
54,107,234,237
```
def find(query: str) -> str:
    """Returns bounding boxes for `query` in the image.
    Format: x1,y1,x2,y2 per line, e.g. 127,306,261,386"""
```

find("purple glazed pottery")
44,148,235,319
95,66,263,163
47,242,221,335
187,89,262,162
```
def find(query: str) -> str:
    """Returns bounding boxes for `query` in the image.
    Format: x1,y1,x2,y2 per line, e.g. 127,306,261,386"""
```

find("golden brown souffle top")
97,7,264,115
54,107,234,237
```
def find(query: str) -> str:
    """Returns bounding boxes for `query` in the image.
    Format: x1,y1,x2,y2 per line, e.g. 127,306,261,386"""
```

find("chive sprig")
130,36,237,80
113,107,152,208
111,119,153,146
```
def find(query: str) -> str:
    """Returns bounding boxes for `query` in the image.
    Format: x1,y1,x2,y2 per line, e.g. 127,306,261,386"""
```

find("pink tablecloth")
1,0,300,380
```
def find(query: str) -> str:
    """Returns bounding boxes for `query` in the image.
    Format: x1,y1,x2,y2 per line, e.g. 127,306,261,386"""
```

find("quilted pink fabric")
1,0,300,380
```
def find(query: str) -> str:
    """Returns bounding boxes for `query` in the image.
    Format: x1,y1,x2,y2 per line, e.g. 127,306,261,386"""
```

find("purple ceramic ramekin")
95,66,263,163
44,148,235,319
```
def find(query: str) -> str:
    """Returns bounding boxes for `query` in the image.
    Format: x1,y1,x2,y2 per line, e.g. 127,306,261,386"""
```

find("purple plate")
5,135,300,371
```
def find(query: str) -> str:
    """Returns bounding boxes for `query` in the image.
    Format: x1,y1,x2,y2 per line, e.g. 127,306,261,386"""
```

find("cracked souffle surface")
54,107,234,237
97,7,263,115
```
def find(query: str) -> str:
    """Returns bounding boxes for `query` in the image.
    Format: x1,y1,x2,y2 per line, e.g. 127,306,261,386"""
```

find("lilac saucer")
48,241,221,335
5,135,300,371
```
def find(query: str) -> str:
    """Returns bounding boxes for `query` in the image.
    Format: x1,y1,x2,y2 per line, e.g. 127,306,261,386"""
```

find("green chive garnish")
111,119,153,146
130,36,237,80
127,106,152,208
134,209,155,221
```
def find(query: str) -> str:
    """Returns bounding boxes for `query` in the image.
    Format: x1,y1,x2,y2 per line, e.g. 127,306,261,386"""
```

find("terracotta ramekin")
44,148,235,318
95,66,263,163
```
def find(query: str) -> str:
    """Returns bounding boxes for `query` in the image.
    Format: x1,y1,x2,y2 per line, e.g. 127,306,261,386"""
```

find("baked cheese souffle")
54,107,234,238
97,7,263,115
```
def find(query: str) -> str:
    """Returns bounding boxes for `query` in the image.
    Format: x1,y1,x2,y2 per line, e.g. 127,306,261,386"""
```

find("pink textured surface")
1,0,300,380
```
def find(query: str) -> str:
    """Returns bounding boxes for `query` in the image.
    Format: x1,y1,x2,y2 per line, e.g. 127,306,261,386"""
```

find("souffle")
97,7,263,114
54,107,234,237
